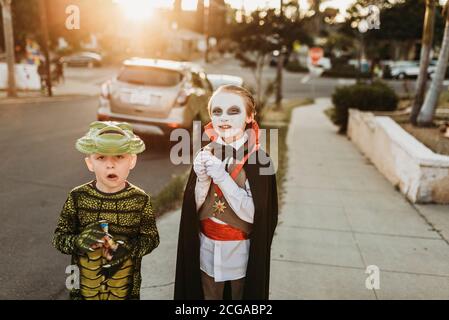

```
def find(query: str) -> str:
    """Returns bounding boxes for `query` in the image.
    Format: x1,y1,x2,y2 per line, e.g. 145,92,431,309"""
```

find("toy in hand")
99,222,123,260
97,222,130,279
75,220,109,254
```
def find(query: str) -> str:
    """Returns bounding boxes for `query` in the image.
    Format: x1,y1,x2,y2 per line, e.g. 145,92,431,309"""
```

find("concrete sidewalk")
270,98,449,299
140,98,449,299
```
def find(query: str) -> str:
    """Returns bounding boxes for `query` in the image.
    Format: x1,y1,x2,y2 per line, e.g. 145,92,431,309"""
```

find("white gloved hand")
193,150,211,182
204,154,228,184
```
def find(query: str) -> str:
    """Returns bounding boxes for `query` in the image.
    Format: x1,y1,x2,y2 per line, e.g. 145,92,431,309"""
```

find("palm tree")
410,0,436,125
1,0,17,97
418,2,449,126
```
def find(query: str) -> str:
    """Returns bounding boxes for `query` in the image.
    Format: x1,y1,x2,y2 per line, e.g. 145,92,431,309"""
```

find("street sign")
309,47,324,66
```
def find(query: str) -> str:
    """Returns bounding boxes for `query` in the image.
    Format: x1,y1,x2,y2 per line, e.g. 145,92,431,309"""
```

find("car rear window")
117,66,183,86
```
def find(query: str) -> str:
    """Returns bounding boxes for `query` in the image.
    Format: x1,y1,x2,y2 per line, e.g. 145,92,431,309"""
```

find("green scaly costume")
53,121,159,300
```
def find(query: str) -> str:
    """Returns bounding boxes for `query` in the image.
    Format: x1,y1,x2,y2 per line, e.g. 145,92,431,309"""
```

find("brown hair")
208,85,257,117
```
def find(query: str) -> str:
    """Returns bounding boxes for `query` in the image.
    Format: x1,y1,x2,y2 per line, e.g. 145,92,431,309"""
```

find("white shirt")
195,134,255,281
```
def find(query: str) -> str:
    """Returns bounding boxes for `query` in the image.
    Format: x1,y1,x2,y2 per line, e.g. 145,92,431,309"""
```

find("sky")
114,0,356,22
116,0,356,12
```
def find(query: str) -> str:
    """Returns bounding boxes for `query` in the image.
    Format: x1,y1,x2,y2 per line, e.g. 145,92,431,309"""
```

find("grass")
324,107,337,125
151,171,190,218
152,97,314,217
260,98,314,125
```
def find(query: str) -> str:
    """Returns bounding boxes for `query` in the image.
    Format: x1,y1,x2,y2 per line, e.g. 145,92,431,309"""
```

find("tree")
344,0,445,61
230,9,277,112
230,8,311,114
410,0,436,125
417,2,449,126
1,0,17,97
275,0,285,110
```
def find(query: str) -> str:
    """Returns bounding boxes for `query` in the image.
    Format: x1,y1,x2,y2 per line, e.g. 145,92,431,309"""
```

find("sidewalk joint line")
409,203,449,246
273,257,449,279
277,224,441,240
141,281,174,289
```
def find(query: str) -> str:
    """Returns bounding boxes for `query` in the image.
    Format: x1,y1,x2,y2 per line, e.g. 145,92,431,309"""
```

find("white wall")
0,63,40,91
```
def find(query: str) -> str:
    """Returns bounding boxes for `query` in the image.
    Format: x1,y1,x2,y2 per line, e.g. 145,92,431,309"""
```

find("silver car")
97,58,213,136
62,52,103,68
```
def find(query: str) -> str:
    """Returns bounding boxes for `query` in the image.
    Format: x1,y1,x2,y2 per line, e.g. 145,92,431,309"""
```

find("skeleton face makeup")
209,92,252,142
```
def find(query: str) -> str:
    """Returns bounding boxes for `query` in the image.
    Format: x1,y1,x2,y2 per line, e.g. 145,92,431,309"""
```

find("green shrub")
331,80,398,133
323,64,371,79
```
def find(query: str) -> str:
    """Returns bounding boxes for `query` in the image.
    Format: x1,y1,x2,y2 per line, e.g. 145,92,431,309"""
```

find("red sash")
201,218,248,241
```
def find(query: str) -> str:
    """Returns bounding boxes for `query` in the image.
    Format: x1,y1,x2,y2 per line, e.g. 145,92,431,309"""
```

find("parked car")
389,60,437,79
61,51,102,68
97,58,213,136
206,74,244,91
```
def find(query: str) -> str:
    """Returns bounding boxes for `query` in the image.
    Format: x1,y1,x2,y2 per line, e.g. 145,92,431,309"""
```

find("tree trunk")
256,54,263,109
275,51,283,110
1,0,17,97
417,6,449,126
411,0,436,125
38,0,52,97
275,0,284,110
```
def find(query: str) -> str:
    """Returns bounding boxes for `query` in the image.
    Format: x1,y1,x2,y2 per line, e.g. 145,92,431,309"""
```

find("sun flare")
116,0,156,21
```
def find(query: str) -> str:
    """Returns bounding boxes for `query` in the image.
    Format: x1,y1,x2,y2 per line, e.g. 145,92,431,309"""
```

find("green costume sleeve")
53,193,79,255
130,197,160,258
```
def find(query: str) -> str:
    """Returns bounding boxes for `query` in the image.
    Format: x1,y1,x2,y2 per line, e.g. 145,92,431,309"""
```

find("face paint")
210,92,250,141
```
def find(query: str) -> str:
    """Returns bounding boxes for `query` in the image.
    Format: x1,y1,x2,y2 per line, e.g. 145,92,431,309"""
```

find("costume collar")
215,133,248,150
204,120,261,151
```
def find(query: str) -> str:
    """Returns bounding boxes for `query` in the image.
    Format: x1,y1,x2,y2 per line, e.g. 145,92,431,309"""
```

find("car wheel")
397,73,406,80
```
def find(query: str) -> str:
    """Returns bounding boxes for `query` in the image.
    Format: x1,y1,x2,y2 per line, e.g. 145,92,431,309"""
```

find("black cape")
174,148,278,300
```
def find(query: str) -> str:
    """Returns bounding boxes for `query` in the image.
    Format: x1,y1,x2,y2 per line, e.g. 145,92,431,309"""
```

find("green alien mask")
76,121,145,156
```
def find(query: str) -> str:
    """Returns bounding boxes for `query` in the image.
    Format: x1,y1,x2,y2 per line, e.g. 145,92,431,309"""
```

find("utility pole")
38,0,52,96
204,0,210,63
275,0,284,110
1,0,17,97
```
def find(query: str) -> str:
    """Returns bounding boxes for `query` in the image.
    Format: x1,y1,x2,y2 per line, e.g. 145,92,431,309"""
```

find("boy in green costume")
53,121,160,300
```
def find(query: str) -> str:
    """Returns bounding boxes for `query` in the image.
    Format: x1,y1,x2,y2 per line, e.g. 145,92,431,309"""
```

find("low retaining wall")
347,109,449,204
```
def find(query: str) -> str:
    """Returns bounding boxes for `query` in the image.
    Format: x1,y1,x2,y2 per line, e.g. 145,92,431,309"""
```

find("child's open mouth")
219,125,232,130
106,174,119,181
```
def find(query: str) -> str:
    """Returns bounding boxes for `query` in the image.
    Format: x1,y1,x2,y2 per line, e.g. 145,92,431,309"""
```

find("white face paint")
209,92,251,142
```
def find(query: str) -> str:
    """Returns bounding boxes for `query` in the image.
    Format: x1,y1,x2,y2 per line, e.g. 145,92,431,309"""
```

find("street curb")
0,94,96,106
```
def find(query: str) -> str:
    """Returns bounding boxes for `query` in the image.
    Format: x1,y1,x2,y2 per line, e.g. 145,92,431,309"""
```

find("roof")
123,58,201,72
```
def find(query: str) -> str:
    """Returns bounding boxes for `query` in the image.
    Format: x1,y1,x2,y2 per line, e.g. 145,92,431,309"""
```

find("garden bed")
399,123,449,156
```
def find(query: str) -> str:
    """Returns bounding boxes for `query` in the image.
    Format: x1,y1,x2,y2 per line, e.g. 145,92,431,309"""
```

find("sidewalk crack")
141,281,174,289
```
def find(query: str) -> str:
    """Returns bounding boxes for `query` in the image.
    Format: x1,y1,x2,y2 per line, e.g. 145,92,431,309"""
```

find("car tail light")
101,80,111,99
167,122,181,128
175,89,189,107
97,114,110,121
